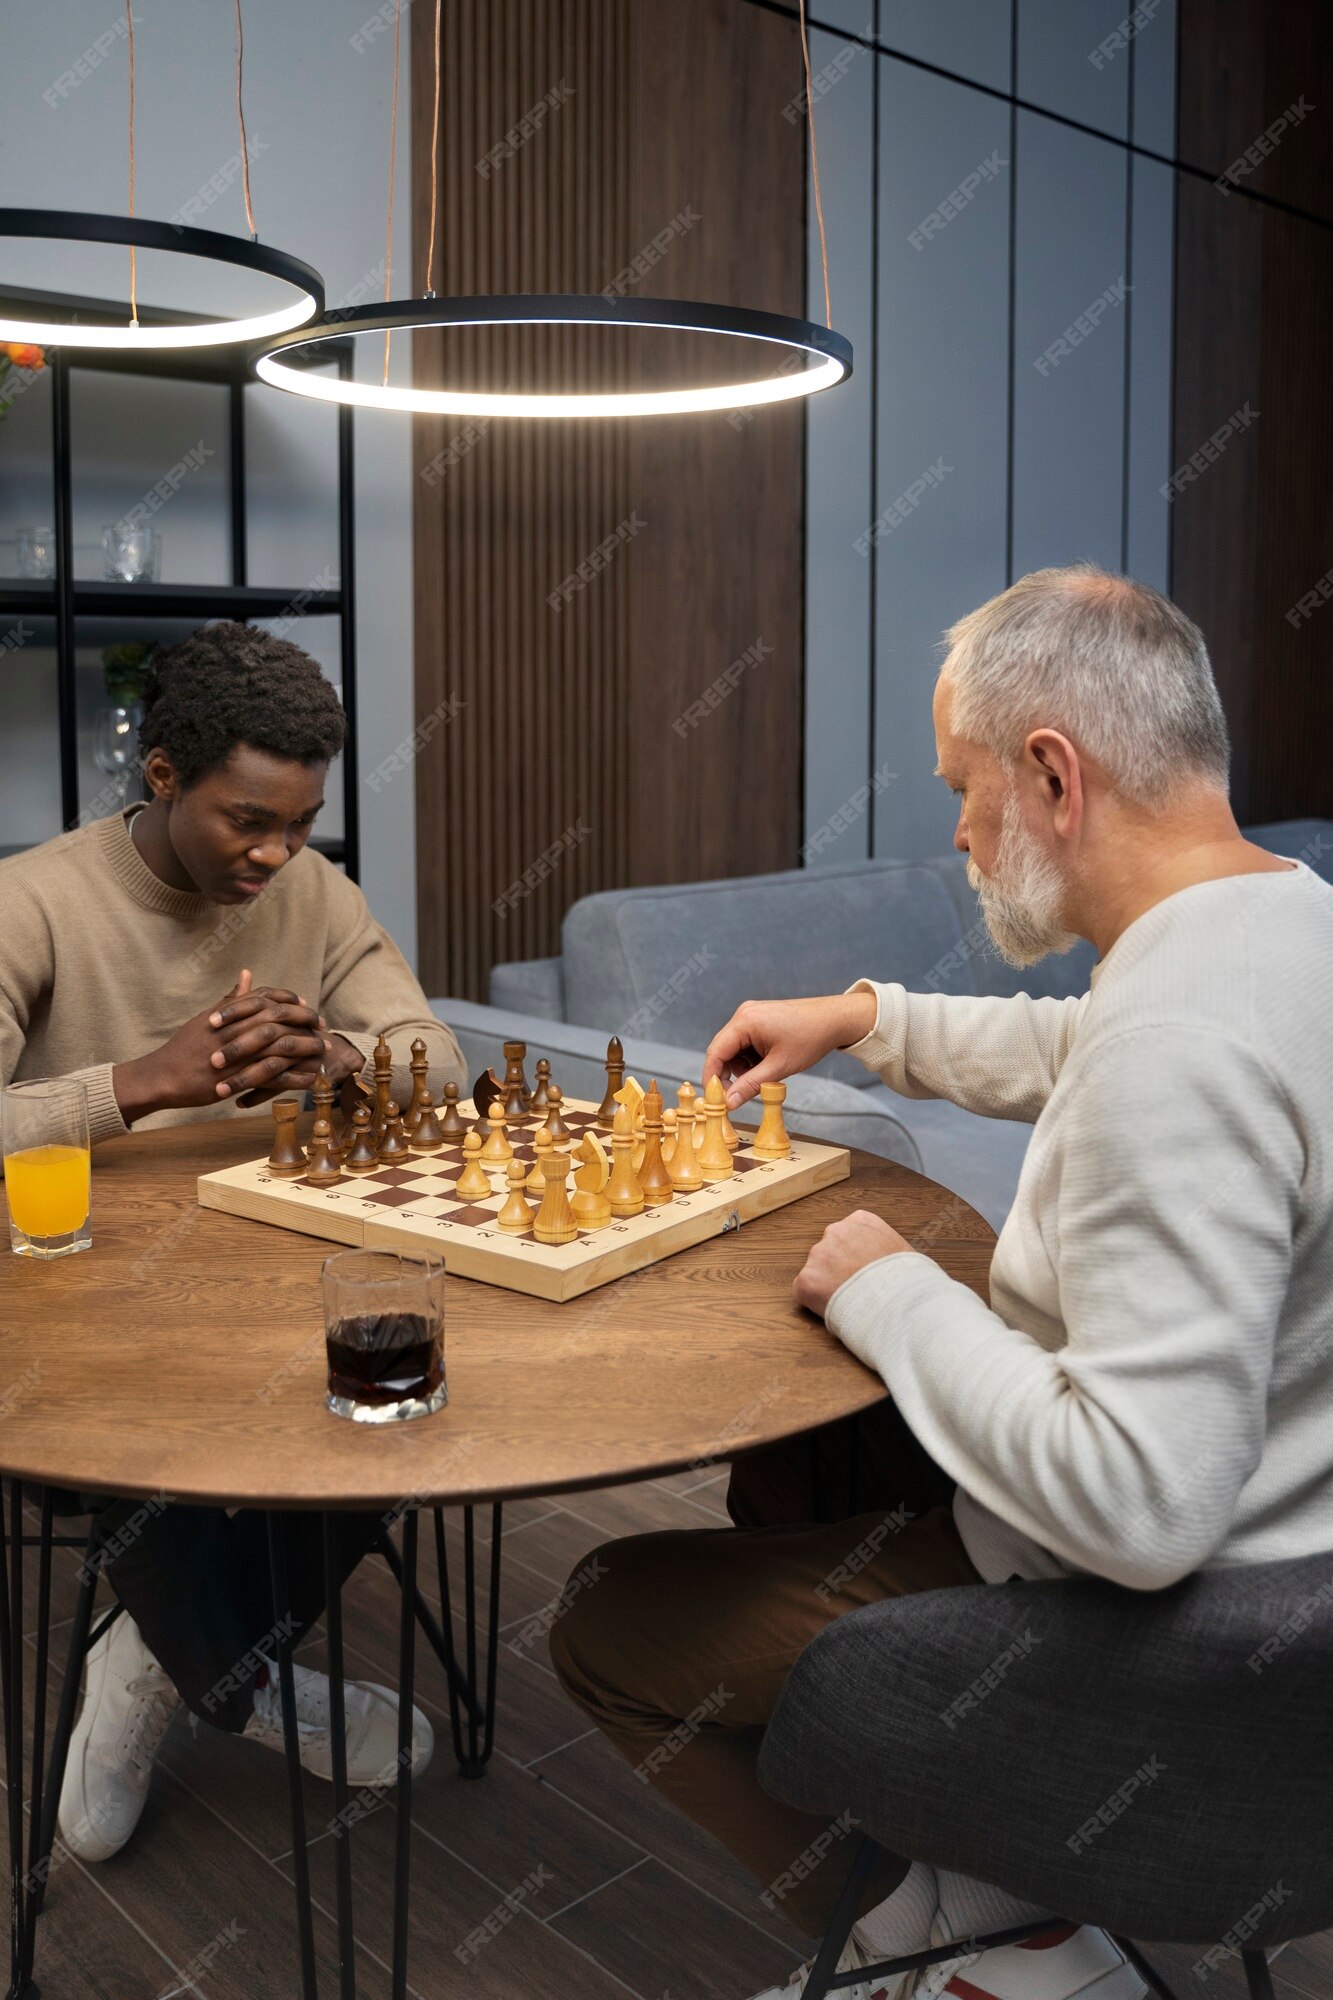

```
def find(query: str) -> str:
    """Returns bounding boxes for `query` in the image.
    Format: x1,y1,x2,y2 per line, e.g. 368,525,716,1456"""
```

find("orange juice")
5,1144,90,1237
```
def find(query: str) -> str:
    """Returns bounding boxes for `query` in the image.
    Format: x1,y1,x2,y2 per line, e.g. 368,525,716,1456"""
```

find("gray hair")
942,564,1230,807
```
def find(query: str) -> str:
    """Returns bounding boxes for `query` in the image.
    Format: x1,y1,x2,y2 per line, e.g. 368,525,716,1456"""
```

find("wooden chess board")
197,1096,851,1303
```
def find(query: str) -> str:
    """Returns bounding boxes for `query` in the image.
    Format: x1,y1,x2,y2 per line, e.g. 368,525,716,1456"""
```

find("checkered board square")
197,1096,851,1303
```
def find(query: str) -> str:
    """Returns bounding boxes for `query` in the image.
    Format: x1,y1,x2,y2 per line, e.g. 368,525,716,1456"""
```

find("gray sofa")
431,817,1332,1233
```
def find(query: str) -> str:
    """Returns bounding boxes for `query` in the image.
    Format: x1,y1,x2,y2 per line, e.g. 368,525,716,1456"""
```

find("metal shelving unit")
0,284,359,878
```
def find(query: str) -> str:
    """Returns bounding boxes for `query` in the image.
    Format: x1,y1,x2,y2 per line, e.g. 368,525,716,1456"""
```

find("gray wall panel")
872,58,1011,862
808,1,877,38
1011,110,1128,576
1130,0,1178,158
1125,154,1175,588
1018,0,1132,138
878,1,1012,92
804,27,877,858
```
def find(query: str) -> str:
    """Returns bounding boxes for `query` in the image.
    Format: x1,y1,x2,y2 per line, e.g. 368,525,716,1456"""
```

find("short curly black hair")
138,622,347,787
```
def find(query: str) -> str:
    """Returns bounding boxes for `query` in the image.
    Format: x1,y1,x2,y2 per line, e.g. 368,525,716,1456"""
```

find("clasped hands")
703,991,915,1317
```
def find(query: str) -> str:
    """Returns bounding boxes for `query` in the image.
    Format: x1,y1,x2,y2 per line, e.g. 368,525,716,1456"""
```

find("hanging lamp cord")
381,0,403,384
125,3,138,324
234,0,257,239
425,0,442,296
798,0,832,329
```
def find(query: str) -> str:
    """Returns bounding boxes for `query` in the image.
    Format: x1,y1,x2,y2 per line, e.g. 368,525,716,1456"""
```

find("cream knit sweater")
0,808,466,1145
827,860,1333,1590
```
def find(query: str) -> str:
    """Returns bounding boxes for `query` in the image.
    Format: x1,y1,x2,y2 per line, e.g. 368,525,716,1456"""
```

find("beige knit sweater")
0,808,466,1145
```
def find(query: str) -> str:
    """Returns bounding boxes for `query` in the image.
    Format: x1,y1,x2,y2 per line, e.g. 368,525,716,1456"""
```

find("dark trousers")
83,1497,387,1733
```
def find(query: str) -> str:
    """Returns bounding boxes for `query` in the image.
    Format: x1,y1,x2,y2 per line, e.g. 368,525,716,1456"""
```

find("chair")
758,1556,1333,1999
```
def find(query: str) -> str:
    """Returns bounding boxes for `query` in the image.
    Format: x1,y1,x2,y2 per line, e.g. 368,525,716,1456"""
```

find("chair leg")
1110,1938,1183,2000
1242,1949,1277,2000
798,1835,884,2000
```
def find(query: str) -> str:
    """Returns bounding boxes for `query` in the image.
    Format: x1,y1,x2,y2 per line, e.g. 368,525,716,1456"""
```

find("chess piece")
267,1100,306,1177
303,1109,344,1187
480,1102,513,1164
412,1090,445,1153
606,1103,644,1217
496,1159,536,1233
528,1057,552,1117
455,1129,491,1199
571,1132,612,1231
721,1099,741,1151
377,1100,411,1162
533,1135,578,1244
661,1107,677,1168
669,1084,703,1193
404,1039,430,1135
752,1081,792,1159
615,1075,647,1172
502,1041,530,1119
472,1065,502,1122
337,1074,373,1159
542,1084,572,1145
526,1126,554,1193
638,1082,674,1206
343,1103,380,1174
696,1075,735,1181
312,1068,336,1123
596,1034,625,1131
372,1032,394,1145
437,1081,468,1140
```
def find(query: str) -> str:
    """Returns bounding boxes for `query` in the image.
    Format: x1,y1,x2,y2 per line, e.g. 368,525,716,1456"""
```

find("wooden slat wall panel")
412,0,806,999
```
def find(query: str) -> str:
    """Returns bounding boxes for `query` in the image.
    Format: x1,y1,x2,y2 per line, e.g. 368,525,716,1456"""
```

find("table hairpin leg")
268,1510,421,2000
0,1485,104,2000
377,1531,483,1736
431,1504,501,1778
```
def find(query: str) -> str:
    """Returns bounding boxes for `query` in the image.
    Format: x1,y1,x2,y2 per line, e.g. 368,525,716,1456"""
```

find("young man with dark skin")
0,622,467,1863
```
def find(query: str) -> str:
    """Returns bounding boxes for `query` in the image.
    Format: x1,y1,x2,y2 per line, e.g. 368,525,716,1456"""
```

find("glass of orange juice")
2,1079,92,1259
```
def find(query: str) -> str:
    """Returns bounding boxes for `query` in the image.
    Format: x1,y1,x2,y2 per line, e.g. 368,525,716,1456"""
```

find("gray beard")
966,794,1080,967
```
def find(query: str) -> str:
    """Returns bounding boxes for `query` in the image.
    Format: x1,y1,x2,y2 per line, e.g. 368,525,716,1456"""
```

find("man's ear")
141,747,179,803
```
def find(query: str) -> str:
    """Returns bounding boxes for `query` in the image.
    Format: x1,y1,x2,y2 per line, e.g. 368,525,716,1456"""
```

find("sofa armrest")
487,955,565,1020
429,998,924,1173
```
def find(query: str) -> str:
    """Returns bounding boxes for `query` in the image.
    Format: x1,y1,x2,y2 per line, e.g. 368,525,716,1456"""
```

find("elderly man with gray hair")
549,566,1333,2000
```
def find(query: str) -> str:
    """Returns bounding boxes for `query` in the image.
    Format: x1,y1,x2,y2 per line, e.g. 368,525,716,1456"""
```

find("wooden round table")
0,1116,995,2000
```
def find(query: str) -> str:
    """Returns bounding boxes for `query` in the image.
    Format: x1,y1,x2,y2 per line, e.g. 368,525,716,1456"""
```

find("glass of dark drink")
321,1249,446,1423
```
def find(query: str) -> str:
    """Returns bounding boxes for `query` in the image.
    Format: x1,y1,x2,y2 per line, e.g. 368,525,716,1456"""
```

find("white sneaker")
58,1612,183,1862
242,1660,434,1786
911,1923,1147,1999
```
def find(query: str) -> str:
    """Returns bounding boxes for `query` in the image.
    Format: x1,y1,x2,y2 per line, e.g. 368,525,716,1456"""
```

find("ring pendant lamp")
0,4,322,352
253,0,851,419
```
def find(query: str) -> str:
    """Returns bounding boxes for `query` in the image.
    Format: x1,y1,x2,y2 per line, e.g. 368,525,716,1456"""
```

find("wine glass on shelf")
92,703,143,815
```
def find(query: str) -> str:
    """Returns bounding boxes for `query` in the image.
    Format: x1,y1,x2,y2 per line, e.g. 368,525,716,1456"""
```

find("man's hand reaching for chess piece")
111,968,364,1123
703,990,878,1111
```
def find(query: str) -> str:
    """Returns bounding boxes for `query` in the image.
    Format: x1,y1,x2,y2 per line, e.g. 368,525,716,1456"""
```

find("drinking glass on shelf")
101,523,161,584
322,1249,446,1423
93,703,143,812
16,525,56,579
2,1078,92,1259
